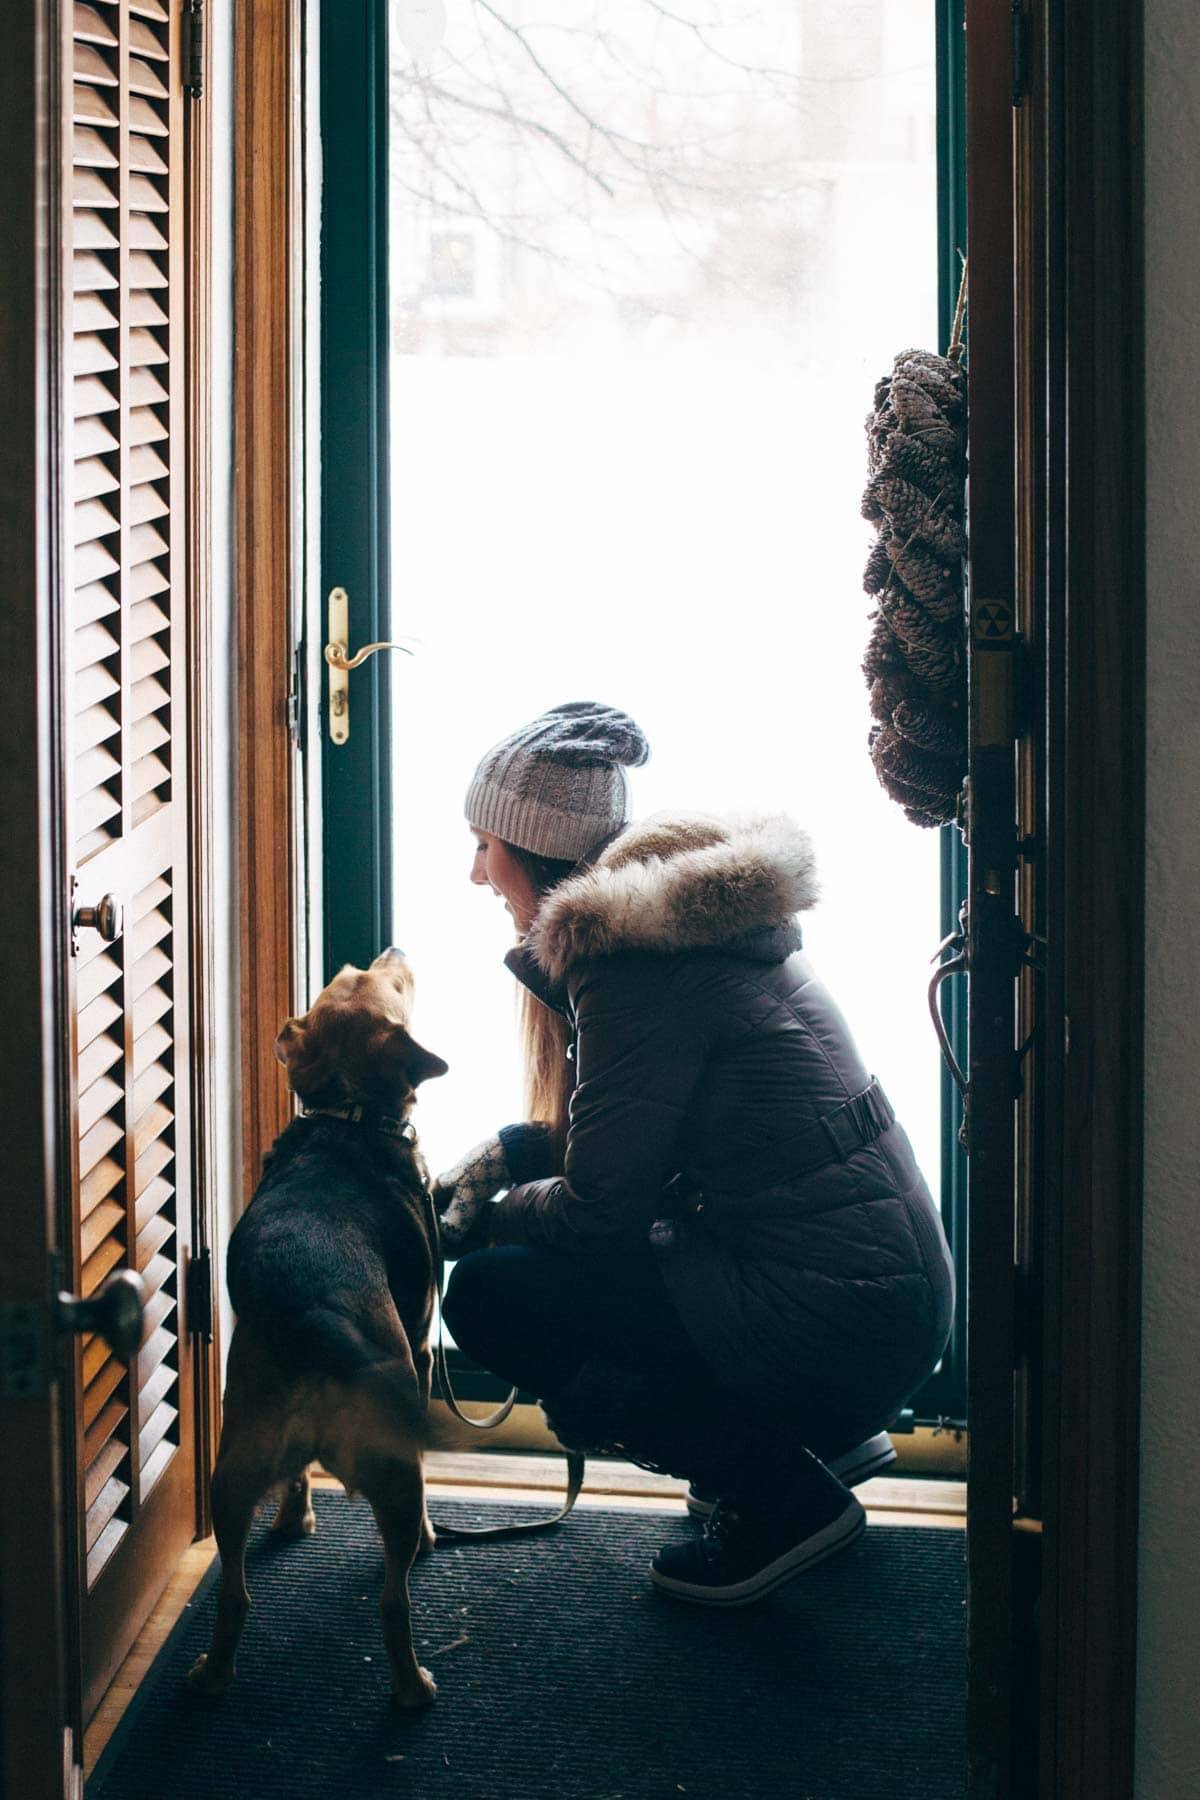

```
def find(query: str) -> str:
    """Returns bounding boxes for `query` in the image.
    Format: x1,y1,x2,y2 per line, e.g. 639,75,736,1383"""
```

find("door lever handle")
325,586,416,745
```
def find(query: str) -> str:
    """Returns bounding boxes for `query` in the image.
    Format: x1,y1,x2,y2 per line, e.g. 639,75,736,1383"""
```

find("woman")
435,701,954,1607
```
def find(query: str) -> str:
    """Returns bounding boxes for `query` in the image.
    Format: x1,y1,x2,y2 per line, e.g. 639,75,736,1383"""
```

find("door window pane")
388,0,942,1195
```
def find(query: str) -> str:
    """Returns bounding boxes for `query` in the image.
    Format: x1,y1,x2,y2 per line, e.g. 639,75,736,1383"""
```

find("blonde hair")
507,843,580,1161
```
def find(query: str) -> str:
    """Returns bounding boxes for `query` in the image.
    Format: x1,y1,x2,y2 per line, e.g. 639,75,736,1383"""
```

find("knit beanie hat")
465,701,650,862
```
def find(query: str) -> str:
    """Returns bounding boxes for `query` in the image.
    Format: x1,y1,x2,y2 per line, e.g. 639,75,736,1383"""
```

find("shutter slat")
132,1058,172,1120
74,85,118,128
73,167,119,209
83,1355,125,1430
74,3,119,46
130,673,169,721
135,1174,174,1237
87,1517,128,1587
72,210,119,252
130,559,170,599
130,289,167,326
132,983,171,1042
85,1474,129,1554
129,17,169,59
128,174,168,214
138,1400,177,1470
74,43,118,86
135,1212,174,1269
73,125,119,168
77,1029,121,1095
77,989,122,1056
129,367,168,408
129,478,168,524
76,948,121,1014
128,406,168,447
74,373,118,418
130,0,170,25
128,57,168,100
129,249,168,289
128,134,168,176
83,1395,127,1472
83,1437,126,1515
130,636,168,679
73,496,119,546
132,876,171,922
80,1197,125,1264
74,414,119,456
129,598,168,641
75,697,120,752
74,291,119,334
80,1155,123,1224
130,442,168,484
75,455,119,502
78,1070,122,1137
129,325,168,364
129,98,168,138
73,616,118,670
78,1113,122,1183
74,538,120,588
130,714,170,763
73,332,118,378
129,518,169,563
74,249,118,293
75,742,120,804
129,213,168,253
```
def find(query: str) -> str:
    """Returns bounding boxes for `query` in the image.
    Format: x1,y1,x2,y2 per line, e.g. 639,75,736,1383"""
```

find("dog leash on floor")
422,1185,585,1540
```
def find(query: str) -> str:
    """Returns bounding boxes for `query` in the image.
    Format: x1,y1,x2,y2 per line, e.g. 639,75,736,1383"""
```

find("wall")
1135,0,1200,1792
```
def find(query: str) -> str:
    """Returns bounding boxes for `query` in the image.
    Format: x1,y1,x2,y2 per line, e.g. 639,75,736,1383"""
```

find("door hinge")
287,644,304,749
186,1249,215,1343
183,0,205,101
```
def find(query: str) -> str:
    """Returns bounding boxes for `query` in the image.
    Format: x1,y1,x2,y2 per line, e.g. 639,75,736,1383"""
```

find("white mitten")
431,1135,509,1253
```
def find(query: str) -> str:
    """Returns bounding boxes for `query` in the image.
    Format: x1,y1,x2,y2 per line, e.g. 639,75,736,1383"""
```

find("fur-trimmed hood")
525,812,820,983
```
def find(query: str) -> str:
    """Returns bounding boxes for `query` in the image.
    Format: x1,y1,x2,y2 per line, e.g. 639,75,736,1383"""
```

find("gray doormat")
88,1490,965,1800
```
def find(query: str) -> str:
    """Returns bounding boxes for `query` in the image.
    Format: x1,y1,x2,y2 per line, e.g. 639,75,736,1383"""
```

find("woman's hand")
430,1135,510,1254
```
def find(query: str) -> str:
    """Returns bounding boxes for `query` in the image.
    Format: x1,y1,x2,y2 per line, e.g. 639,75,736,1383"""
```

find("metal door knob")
56,1269,146,1362
73,892,123,942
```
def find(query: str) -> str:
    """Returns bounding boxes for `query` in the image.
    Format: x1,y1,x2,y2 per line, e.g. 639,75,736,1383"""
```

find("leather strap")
423,1182,586,1540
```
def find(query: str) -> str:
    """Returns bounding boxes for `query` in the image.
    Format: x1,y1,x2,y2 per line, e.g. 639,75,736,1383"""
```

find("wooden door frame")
234,0,305,1208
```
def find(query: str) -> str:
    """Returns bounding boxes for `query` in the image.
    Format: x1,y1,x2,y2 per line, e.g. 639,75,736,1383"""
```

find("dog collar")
299,1104,416,1142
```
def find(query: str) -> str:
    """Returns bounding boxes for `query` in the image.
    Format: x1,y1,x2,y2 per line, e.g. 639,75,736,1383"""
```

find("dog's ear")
394,1030,448,1087
274,1016,308,1067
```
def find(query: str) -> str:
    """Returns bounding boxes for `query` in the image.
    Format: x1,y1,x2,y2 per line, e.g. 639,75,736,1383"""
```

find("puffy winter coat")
490,813,955,1441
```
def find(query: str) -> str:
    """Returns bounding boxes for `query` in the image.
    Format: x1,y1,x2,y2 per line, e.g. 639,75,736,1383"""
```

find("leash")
421,1181,585,1539
299,1104,585,1537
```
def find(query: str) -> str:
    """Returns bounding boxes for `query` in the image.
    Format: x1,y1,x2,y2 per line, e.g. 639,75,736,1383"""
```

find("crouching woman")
434,702,954,1607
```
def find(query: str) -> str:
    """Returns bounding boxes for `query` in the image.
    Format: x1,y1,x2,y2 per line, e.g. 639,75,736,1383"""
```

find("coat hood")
525,812,820,982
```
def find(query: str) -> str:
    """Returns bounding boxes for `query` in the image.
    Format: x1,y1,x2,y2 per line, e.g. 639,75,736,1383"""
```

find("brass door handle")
325,586,416,745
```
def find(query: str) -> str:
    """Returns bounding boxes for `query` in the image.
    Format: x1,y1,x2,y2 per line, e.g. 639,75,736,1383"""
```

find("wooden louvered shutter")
67,0,198,1713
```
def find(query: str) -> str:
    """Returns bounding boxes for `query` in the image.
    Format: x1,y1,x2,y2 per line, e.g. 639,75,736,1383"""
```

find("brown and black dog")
188,948,448,1709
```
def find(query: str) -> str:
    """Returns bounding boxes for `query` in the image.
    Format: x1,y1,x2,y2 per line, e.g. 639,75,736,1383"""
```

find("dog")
187,948,449,1709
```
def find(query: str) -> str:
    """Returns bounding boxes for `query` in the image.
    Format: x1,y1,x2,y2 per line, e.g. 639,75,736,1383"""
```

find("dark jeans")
441,1243,716,1406
442,1244,886,1484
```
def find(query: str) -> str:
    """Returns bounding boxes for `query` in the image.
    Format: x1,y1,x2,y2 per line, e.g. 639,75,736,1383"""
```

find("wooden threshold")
83,1457,964,1775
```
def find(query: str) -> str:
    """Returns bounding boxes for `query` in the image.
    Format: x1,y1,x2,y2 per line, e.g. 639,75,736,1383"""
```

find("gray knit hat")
465,701,650,862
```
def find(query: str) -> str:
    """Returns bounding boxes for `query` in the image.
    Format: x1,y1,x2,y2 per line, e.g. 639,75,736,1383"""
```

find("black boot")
650,1453,866,1607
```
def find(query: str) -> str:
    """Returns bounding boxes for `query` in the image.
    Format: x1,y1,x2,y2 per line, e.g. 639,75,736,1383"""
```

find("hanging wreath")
860,272,969,829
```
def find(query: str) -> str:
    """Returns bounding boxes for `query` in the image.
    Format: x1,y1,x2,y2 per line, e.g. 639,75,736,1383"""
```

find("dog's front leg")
362,1457,437,1709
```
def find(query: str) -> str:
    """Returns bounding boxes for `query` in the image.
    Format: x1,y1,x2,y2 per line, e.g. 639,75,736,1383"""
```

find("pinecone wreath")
860,321,968,829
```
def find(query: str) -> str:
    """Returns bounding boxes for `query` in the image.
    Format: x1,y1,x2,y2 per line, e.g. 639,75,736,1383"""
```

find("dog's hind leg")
272,1464,316,1538
187,1452,267,1695
360,1453,437,1710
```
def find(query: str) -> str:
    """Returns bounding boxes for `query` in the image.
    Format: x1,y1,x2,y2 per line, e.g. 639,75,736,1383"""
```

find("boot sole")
685,1431,898,1519
650,1497,868,1607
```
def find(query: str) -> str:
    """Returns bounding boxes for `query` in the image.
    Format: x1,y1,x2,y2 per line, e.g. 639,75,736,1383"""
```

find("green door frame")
317,0,969,1427
319,0,394,979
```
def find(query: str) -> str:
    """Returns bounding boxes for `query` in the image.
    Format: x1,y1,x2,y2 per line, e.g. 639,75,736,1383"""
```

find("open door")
1,2,214,1782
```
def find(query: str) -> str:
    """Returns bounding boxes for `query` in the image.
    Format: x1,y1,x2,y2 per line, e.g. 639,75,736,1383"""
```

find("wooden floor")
83,1454,966,1778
